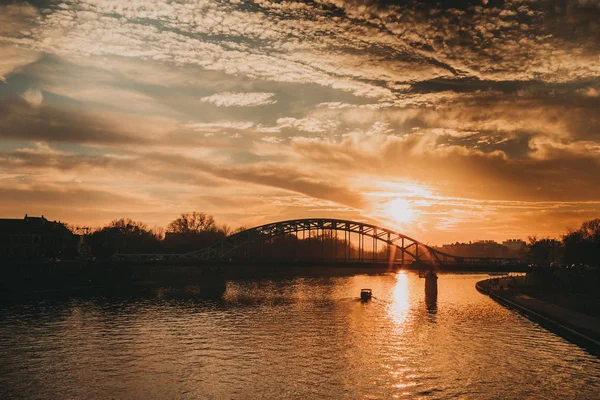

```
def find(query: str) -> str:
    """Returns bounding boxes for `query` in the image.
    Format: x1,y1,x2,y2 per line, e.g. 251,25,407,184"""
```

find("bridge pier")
401,237,405,265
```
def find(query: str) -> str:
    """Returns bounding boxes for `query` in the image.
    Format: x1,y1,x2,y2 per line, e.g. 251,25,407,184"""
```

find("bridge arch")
113,218,459,264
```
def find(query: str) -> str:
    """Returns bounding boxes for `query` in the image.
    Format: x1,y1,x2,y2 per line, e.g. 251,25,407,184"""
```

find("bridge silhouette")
113,218,520,267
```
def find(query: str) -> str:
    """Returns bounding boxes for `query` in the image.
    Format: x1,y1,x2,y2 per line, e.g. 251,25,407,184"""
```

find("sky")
0,0,599,245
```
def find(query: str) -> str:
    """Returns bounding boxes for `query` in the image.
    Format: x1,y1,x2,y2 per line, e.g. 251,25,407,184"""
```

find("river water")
1,272,599,399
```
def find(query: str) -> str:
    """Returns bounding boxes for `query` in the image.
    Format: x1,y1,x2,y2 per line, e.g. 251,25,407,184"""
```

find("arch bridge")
112,218,513,266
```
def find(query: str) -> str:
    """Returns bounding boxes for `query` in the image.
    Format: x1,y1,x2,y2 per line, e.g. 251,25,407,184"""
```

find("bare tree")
580,219,600,241
233,225,248,234
220,224,233,236
152,226,166,241
109,218,149,233
167,212,217,234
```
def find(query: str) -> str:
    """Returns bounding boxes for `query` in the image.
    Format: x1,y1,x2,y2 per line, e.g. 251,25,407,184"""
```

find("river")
1,272,599,399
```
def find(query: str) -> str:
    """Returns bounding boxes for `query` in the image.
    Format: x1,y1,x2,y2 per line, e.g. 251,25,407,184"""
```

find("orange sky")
1,1,599,245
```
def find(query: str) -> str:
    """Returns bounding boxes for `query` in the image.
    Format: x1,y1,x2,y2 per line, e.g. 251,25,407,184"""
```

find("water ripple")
1,273,599,399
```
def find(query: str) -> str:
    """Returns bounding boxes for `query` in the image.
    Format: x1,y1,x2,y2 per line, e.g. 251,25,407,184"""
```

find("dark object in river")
360,288,372,302
425,271,438,295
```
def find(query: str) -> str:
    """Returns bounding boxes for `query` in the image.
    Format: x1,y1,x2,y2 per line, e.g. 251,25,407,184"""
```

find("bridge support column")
331,227,334,260
334,229,337,261
416,243,419,262
308,225,311,256
401,237,405,265
317,226,325,261
373,233,377,263
387,232,391,264
344,230,348,262
359,228,363,263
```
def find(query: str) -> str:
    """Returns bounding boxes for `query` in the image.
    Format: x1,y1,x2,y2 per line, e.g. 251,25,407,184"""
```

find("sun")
385,198,414,225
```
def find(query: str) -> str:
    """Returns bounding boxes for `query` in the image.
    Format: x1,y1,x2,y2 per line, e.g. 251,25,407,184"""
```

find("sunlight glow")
385,198,414,225
390,272,410,327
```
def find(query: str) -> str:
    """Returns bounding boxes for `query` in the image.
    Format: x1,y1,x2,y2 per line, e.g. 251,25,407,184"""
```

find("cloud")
0,2,38,37
273,117,341,133
20,88,43,106
0,3,40,81
146,152,366,210
185,121,255,131
282,129,600,203
200,92,277,107
0,144,366,228
0,183,162,228
261,136,284,144
578,87,599,98
0,99,150,145
0,46,39,82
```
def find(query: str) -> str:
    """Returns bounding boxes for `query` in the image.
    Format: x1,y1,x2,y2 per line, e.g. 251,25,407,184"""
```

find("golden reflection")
389,272,410,327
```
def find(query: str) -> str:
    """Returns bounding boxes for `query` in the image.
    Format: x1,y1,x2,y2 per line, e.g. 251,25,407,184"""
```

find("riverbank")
477,277,600,356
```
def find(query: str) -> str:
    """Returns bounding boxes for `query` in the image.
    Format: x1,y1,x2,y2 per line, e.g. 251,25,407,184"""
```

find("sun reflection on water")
389,272,410,328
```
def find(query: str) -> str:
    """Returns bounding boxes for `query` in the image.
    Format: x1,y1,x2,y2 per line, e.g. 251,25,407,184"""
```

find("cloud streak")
200,92,277,107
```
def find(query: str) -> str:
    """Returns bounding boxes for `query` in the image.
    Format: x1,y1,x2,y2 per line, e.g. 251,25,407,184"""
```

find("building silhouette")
502,239,527,255
439,240,512,258
0,214,77,260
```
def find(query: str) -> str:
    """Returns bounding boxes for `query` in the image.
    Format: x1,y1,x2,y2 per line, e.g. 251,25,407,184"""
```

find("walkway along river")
476,276,600,356
1,272,599,399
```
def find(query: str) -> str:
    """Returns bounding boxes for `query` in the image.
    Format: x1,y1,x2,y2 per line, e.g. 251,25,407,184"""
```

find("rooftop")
0,214,73,236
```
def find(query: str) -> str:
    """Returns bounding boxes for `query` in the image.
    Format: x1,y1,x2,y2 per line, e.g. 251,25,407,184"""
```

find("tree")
233,225,248,234
167,212,217,234
219,224,233,237
151,226,166,241
527,236,562,267
563,219,600,267
87,218,159,259
563,229,586,266
580,219,600,242
108,218,150,234
164,212,229,252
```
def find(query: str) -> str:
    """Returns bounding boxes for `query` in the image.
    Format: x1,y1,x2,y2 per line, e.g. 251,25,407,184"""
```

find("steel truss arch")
112,218,460,264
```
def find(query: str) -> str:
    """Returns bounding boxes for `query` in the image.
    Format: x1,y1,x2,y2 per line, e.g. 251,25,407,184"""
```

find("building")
502,239,526,256
0,215,77,260
439,240,509,258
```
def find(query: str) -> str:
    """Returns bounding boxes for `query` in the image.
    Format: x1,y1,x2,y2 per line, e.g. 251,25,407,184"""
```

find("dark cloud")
0,147,363,209
0,99,148,145
0,147,225,189
148,153,366,210
410,77,600,95
0,185,149,211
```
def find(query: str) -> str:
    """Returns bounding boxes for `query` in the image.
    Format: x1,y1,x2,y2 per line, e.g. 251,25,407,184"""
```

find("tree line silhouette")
86,212,234,259
527,218,600,267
